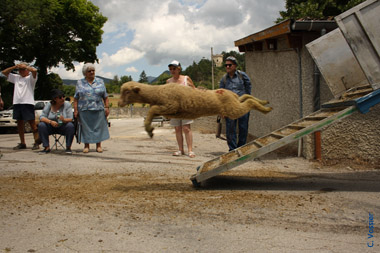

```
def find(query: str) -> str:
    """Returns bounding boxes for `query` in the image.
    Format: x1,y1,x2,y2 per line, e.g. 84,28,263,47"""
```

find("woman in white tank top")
166,60,196,158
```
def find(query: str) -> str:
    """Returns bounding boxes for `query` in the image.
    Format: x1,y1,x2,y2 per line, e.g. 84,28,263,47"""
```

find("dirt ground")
0,117,379,252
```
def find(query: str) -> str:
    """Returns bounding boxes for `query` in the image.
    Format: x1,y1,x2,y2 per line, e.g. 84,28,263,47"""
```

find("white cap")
168,60,181,67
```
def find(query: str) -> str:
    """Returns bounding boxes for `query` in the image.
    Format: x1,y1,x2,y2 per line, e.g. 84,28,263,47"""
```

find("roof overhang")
235,20,292,48
235,19,338,52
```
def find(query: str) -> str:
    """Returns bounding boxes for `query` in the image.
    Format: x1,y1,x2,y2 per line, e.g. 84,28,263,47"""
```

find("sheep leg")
144,108,156,138
239,94,269,105
245,98,273,114
145,105,177,138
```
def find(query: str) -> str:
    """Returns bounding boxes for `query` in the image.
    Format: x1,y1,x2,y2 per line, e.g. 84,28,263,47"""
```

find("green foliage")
109,75,120,86
106,83,120,94
152,71,171,85
137,50,246,89
0,76,12,109
276,0,366,22
181,51,245,90
60,85,76,97
108,75,133,86
0,0,107,99
139,70,148,83
183,58,212,83
46,73,63,89
120,75,133,84
103,74,132,95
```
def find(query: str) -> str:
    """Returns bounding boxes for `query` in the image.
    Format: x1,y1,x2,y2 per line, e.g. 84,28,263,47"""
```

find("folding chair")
51,133,65,150
51,118,76,150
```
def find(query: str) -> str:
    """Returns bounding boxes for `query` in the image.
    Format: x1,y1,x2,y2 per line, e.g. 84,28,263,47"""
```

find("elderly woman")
38,89,75,154
166,60,196,158
74,63,110,153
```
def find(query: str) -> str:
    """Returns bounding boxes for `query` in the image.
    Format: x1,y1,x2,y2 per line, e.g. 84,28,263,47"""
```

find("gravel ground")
0,117,379,252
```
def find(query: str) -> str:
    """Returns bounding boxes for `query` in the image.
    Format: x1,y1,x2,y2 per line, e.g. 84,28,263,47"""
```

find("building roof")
235,19,337,52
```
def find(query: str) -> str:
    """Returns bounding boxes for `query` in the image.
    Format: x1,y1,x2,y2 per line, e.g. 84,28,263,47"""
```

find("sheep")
118,81,272,137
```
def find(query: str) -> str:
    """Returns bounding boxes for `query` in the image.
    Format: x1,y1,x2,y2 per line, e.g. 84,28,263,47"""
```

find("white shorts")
170,118,193,127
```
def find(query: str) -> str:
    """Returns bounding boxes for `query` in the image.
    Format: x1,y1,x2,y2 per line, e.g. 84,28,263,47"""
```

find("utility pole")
211,47,215,90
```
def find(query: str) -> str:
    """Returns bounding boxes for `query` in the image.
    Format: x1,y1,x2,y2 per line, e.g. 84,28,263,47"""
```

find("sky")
50,0,285,81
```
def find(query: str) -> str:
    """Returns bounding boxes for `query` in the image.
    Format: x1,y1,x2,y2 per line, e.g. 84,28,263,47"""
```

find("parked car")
0,100,50,132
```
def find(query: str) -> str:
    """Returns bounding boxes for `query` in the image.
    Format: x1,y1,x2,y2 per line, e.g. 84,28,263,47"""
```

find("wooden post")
211,47,214,90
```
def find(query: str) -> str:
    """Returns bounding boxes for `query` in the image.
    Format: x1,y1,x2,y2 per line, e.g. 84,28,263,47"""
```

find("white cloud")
126,67,138,73
56,0,284,79
49,63,83,80
96,0,284,67
101,47,145,67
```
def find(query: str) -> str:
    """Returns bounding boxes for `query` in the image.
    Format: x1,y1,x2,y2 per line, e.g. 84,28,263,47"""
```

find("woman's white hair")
82,63,95,76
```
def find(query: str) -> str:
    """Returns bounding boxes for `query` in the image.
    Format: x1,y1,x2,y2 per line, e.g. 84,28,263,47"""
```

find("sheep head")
118,81,145,107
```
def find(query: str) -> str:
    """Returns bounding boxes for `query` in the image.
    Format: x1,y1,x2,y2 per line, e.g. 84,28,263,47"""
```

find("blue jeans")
38,122,75,148
225,112,250,151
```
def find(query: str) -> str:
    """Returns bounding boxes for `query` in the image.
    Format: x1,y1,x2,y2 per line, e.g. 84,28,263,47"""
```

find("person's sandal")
83,147,89,153
188,151,196,158
173,150,184,156
96,147,103,153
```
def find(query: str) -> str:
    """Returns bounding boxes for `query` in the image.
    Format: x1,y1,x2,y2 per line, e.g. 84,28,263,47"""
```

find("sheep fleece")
118,81,272,137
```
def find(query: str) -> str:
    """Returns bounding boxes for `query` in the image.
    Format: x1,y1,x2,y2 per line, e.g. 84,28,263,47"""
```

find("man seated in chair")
38,89,75,154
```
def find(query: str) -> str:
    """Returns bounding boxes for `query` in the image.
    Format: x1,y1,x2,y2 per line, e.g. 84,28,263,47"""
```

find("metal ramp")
190,88,380,186
190,105,354,186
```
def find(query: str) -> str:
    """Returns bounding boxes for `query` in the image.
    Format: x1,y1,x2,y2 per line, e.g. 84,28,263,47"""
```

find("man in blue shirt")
219,56,252,151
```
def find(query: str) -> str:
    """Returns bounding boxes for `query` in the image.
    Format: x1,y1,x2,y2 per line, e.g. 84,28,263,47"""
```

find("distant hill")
63,75,113,85
147,76,156,83
150,70,170,84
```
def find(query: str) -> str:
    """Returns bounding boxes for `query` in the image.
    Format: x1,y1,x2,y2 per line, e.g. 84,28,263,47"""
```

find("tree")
139,70,148,83
120,75,133,84
109,75,120,86
276,0,366,22
61,85,76,98
0,0,107,99
106,83,120,94
183,58,212,83
46,73,63,90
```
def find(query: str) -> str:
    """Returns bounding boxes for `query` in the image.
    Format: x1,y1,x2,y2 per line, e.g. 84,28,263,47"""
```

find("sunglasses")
225,64,233,67
169,67,177,71
87,69,95,73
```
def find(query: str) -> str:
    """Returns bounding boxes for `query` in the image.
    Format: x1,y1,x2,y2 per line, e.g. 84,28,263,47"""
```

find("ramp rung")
270,132,286,139
287,125,305,130
255,134,282,146
305,116,328,120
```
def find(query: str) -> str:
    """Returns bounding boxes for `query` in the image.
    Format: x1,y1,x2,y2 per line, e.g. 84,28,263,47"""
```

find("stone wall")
109,106,150,119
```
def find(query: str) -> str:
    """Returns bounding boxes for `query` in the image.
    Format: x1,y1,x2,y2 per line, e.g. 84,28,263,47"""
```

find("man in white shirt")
1,62,40,150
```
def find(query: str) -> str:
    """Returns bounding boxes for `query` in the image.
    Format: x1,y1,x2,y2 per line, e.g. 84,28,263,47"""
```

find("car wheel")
24,122,32,133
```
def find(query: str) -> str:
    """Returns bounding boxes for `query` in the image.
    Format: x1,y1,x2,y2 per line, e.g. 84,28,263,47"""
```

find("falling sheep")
118,81,272,137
